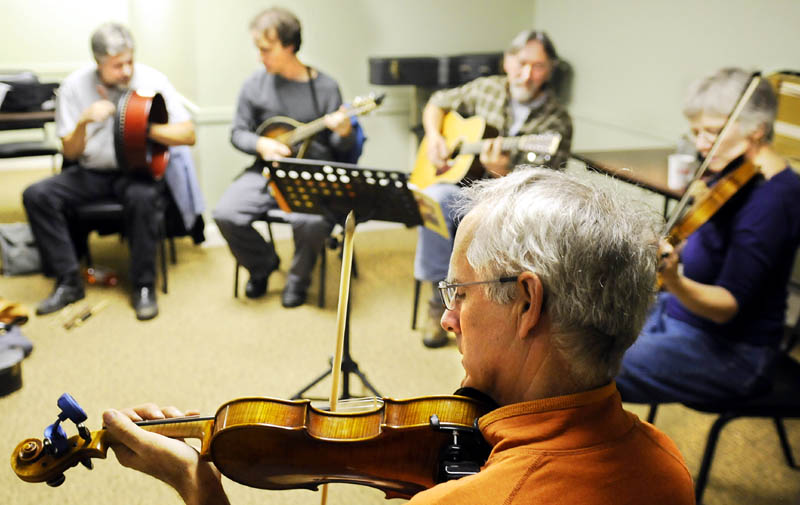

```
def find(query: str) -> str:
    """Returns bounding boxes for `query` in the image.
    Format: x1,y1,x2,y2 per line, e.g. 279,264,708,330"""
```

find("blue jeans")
616,293,776,404
414,183,461,283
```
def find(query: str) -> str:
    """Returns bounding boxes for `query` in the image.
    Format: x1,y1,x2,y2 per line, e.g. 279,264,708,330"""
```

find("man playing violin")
616,68,800,404
102,168,694,504
415,29,572,348
23,22,195,321
212,7,356,308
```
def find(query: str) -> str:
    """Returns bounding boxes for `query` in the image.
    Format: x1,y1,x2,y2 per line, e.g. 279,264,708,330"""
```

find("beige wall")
533,0,800,151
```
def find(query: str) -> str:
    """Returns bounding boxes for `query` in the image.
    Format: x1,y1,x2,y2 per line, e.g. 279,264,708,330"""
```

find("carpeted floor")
1,166,799,505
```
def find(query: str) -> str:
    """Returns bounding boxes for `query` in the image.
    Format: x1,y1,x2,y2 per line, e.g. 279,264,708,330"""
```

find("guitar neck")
459,137,519,155
458,133,559,157
287,106,365,145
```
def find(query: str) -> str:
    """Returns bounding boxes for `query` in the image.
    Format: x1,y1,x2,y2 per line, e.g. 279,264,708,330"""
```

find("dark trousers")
22,166,165,287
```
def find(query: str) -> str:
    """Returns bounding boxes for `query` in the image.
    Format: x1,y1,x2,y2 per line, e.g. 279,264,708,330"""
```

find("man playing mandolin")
212,7,357,308
23,22,195,320
415,30,572,348
100,168,694,504
616,68,800,404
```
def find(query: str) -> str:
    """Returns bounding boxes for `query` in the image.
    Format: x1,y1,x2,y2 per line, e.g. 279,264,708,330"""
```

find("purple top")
666,166,800,346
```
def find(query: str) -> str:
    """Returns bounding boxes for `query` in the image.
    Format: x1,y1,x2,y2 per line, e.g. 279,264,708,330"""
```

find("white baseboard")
201,219,404,249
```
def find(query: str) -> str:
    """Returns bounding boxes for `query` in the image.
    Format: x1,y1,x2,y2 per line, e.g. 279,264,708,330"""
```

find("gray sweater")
230,69,354,161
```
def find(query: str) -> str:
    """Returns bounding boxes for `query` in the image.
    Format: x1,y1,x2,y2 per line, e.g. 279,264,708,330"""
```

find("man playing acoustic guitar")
212,7,357,308
415,30,572,347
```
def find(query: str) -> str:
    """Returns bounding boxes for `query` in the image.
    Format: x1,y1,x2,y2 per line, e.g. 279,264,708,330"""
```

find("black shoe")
244,259,279,299
132,286,158,321
36,284,85,315
281,284,307,308
245,276,268,299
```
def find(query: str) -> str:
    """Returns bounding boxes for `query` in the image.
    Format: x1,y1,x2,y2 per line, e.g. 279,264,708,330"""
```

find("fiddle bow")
663,72,763,246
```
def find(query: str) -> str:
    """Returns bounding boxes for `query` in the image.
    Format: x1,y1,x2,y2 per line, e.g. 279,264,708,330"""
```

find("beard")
508,82,541,103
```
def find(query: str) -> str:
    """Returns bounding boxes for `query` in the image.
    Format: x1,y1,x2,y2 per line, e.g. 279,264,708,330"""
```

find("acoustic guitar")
256,92,384,158
409,111,562,190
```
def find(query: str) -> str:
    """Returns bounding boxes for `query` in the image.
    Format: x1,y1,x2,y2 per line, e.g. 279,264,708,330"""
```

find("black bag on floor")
0,223,42,276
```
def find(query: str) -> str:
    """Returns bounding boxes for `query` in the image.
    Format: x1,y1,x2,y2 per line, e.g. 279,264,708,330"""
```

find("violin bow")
663,72,762,235
321,210,357,505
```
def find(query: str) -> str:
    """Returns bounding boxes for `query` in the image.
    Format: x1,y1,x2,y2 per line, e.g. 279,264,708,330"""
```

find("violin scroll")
12,427,108,486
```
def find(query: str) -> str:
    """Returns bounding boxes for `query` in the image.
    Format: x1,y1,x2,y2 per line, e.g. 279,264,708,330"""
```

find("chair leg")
169,237,177,264
234,262,240,298
694,413,735,504
318,244,326,308
773,417,798,468
160,237,168,294
412,279,421,330
85,240,94,267
646,404,658,424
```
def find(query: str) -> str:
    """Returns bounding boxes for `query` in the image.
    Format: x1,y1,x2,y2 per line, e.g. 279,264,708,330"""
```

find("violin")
661,73,763,250
11,392,491,499
664,158,760,246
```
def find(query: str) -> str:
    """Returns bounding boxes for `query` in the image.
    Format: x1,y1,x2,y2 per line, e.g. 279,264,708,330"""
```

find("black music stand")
267,158,422,400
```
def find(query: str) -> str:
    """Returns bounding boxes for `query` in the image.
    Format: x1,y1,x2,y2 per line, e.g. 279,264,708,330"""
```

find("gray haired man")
23,22,195,320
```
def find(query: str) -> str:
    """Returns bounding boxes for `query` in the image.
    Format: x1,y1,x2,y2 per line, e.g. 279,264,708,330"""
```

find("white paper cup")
667,153,697,191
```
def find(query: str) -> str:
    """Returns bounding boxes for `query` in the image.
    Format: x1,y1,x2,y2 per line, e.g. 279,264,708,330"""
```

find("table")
573,147,684,216
0,110,59,169
0,110,55,131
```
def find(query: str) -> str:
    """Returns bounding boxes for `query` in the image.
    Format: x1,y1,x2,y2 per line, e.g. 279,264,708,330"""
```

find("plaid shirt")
428,75,572,170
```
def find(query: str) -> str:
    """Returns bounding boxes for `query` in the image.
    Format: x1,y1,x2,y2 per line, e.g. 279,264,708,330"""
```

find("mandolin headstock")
351,92,386,115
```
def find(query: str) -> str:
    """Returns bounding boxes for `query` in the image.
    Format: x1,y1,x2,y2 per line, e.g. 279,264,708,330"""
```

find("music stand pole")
291,292,380,400
268,158,423,401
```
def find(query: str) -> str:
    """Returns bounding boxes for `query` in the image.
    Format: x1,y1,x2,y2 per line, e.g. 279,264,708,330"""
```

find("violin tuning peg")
80,458,94,470
78,424,91,442
46,474,66,487
57,393,88,425
43,424,69,456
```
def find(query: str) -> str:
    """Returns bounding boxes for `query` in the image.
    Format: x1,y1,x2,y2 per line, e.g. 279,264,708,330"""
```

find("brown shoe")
422,301,448,348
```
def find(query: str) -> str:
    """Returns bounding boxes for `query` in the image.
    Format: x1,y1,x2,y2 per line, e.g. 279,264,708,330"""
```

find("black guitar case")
369,53,503,87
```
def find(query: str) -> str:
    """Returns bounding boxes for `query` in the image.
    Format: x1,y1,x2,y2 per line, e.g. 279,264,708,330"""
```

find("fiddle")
664,158,760,246
11,392,490,499
661,73,763,251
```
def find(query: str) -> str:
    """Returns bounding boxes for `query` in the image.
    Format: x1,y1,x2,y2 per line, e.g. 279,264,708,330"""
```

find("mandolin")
409,110,561,190
256,92,384,158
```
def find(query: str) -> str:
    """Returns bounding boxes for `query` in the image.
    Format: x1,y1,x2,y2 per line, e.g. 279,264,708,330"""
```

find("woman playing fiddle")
616,68,800,404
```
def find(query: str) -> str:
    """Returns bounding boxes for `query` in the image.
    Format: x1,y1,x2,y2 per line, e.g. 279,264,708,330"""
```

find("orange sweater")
408,382,695,504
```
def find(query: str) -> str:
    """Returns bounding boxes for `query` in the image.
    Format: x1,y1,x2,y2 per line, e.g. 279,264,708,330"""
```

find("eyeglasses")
688,126,724,144
437,276,518,311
